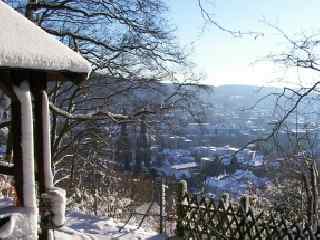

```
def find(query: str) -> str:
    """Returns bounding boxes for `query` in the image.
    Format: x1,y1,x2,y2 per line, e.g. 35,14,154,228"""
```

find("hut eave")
0,2,91,78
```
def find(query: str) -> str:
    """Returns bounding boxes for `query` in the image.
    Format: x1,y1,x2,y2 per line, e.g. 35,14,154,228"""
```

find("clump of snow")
0,215,16,238
7,212,38,240
0,2,91,74
0,198,38,239
42,187,66,227
13,81,37,239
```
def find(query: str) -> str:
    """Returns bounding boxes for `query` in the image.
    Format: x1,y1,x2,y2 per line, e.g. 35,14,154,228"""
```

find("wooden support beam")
30,72,50,240
0,71,25,206
30,73,47,194
0,70,15,98
11,70,35,208
11,91,24,207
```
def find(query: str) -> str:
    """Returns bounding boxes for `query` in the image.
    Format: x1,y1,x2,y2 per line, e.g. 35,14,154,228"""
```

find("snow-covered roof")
171,162,198,170
0,2,91,75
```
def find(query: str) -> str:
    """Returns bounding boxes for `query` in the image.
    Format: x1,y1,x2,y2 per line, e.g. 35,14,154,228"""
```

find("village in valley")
1,0,320,239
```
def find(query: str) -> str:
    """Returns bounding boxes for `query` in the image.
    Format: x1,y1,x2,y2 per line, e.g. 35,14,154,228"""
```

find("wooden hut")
0,2,91,239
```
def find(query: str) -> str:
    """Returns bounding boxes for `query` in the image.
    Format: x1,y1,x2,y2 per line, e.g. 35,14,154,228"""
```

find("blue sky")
168,0,320,86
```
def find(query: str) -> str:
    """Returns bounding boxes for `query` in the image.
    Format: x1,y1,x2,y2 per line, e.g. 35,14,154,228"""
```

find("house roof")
171,162,199,170
0,2,91,76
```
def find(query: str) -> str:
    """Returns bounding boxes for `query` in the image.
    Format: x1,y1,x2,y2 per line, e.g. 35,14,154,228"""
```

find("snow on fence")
176,180,320,239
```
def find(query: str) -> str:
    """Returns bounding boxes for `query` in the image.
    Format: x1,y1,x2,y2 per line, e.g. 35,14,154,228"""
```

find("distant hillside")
87,74,317,114
214,84,280,97
200,84,282,111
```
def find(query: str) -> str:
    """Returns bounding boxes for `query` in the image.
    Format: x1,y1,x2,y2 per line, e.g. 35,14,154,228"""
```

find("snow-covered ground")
54,212,166,240
206,169,268,198
0,198,165,240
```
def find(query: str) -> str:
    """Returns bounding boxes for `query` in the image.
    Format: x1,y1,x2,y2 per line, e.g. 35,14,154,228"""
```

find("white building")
170,162,199,179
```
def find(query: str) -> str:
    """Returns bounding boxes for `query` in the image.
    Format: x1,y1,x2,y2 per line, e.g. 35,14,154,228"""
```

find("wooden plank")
0,68,88,83
0,165,15,176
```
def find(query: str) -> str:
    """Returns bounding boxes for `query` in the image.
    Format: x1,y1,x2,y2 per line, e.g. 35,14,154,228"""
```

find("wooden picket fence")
176,180,320,239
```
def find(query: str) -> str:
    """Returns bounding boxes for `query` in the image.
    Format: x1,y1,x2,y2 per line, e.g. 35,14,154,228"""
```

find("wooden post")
31,74,50,240
176,180,187,238
5,125,13,162
159,177,167,234
10,72,26,208
239,195,250,239
219,193,230,209
240,195,249,214
11,98,23,206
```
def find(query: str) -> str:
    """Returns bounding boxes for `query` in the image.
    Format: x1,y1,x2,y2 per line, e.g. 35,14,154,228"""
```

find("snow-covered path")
54,212,166,240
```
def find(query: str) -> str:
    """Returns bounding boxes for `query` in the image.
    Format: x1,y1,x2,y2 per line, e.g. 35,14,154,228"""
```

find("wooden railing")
176,180,320,239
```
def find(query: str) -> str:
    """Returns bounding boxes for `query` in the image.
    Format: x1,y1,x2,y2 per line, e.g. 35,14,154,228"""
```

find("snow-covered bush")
68,187,133,219
0,175,15,199
65,171,165,232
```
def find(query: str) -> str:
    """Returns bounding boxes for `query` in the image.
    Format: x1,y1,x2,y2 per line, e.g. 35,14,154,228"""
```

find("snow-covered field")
54,212,166,240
